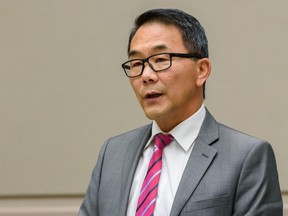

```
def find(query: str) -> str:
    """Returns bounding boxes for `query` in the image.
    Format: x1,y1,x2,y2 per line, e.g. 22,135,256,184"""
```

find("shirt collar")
146,104,206,151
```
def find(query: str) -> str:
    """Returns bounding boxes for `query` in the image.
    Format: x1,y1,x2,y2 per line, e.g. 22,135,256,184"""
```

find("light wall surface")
0,0,287,210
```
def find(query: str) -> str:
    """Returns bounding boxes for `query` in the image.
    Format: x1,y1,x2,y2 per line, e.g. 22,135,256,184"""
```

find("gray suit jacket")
79,110,283,216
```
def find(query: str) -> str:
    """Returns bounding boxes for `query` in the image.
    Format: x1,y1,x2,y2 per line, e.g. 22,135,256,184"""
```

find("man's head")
124,9,211,132
128,9,209,61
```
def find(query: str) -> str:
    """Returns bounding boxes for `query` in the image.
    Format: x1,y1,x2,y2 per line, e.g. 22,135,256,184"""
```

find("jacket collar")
170,109,219,216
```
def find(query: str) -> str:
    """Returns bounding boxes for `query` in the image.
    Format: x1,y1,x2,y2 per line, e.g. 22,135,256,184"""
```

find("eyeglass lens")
124,53,172,77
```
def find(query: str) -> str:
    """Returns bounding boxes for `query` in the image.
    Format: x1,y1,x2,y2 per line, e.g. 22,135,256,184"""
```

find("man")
79,8,283,216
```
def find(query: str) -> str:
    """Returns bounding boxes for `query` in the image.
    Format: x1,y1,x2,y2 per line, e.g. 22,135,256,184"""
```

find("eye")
155,56,169,63
130,60,142,69
151,54,170,65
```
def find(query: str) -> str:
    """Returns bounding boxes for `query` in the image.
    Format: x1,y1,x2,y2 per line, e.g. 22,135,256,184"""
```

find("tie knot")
154,133,173,150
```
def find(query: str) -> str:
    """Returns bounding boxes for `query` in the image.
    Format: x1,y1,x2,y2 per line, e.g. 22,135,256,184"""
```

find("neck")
156,103,203,132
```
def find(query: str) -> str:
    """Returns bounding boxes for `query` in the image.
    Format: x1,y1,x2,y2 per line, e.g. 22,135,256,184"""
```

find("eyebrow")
129,44,169,58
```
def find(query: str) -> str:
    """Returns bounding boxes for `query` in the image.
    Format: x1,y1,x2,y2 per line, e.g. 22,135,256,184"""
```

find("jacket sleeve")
233,141,283,216
78,141,108,216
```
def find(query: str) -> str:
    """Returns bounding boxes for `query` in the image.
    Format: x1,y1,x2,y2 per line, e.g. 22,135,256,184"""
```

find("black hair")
127,8,209,58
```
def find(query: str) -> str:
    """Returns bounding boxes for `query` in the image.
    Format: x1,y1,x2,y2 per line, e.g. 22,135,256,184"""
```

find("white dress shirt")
127,104,206,216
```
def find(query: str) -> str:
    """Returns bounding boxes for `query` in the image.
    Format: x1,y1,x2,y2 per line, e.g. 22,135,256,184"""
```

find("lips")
145,92,163,99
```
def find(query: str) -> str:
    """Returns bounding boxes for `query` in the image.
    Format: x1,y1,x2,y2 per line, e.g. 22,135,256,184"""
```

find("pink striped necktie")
136,133,174,216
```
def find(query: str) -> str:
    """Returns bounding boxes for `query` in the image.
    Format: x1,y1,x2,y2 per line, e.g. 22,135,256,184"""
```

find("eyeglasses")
121,52,203,78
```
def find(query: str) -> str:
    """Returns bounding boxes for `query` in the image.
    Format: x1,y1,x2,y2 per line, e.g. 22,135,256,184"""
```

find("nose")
141,62,158,83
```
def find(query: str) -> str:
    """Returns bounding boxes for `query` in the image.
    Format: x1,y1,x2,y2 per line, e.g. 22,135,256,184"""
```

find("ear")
196,58,211,87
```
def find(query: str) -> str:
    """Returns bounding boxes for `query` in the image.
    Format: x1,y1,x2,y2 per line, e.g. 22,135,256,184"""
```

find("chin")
144,110,161,120
144,110,167,122
142,104,168,119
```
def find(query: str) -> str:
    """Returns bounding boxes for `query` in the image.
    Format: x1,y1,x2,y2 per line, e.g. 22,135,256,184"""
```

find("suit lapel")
119,124,152,215
170,110,219,216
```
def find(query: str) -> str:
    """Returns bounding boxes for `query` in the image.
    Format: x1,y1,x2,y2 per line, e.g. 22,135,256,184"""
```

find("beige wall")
0,0,287,213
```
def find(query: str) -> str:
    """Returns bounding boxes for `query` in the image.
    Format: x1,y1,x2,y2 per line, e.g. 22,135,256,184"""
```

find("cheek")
129,79,138,91
168,74,196,98
168,70,196,88
130,80,142,98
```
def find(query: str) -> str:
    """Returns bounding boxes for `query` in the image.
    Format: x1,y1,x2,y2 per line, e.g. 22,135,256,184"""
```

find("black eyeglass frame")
121,52,203,78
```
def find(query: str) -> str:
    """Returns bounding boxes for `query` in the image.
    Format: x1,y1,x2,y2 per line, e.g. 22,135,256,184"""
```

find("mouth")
145,92,163,99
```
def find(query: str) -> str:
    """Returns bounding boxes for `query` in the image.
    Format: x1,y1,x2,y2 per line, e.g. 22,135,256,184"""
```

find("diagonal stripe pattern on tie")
136,133,173,216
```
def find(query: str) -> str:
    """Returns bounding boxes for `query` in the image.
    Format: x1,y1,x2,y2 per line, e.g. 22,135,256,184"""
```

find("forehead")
129,22,186,57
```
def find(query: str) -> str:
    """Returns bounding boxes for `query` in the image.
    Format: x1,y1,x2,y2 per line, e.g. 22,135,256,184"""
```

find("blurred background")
0,0,287,215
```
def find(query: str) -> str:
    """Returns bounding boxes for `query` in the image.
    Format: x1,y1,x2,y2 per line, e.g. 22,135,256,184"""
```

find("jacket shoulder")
218,122,269,147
